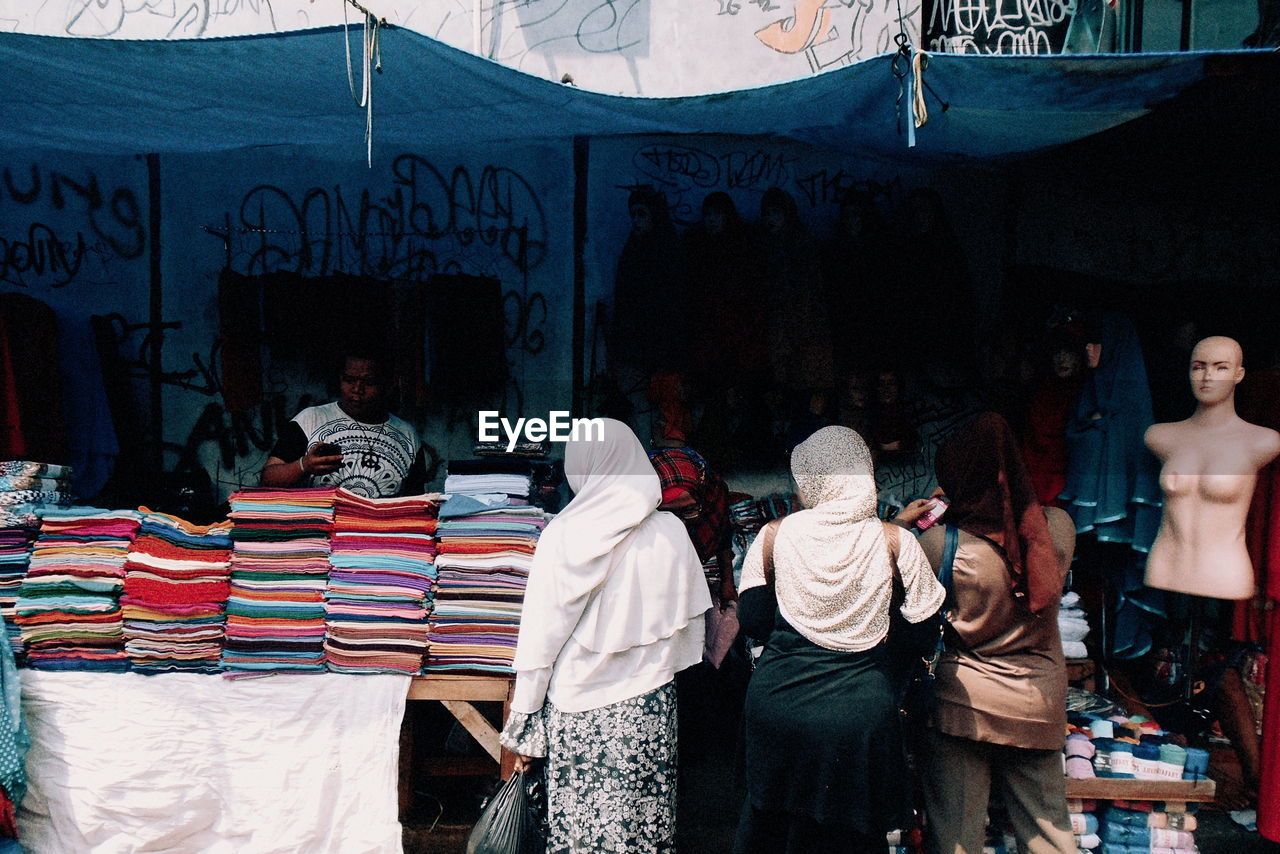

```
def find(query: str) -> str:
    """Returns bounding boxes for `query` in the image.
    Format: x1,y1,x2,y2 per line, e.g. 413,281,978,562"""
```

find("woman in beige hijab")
734,426,944,853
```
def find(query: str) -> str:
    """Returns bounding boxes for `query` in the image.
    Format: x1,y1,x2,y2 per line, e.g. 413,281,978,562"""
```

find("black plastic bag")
466,770,546,854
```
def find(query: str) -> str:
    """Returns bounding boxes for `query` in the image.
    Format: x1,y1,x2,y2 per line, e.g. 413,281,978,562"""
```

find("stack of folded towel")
1099,803,1199,854
1063,713,1210,783
1059,590,1090,659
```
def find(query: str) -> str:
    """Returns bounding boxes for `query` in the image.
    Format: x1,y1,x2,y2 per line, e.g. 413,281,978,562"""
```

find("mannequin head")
629,202,654,235
760,186,801,238
701,192,738,236
626,185,669,238
1045,327,1087,381
906,187,948,237
1189,336,1245,407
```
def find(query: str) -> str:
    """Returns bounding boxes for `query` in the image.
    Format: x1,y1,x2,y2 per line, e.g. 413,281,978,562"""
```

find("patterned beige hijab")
740,425,943,651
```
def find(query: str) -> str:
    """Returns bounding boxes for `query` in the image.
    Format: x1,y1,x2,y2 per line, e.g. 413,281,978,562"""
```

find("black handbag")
885,523,957,734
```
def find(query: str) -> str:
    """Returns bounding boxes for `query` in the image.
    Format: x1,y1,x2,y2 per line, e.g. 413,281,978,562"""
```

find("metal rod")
147,152,164,473
572,136,588,417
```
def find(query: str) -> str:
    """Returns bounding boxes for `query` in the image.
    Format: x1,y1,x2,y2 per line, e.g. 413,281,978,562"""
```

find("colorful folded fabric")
15,507,141,670
426,504,547,676
323,489,438,675
221,488,337,673
121,509,232,673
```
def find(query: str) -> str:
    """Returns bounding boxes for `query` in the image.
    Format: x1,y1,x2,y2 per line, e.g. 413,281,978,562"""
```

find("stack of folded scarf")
0,461,74,528
1059,590,1091,659
1066,714,1204,783
426,503,548,675
324,490,439,674
0,525,37,660
1099,803,1199,853
443,459,534,501
1067,800,1101,853
1,462,77,661
221,488,336,674
15,507,141,670
121,509,233,673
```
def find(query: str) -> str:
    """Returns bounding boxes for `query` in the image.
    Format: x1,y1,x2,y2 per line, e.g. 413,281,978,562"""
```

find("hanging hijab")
742,425,943,652
513,418,709,671
1061,312,1162,550
936,412,1060,615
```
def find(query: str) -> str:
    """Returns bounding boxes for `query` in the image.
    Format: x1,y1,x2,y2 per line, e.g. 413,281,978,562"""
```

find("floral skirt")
504,682,677,854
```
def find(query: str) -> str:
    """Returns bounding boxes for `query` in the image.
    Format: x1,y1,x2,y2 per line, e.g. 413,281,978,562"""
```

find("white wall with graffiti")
0,0,919,96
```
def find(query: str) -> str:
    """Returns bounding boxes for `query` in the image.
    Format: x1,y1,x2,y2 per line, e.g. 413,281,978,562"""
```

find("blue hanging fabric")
1061,312,1165,658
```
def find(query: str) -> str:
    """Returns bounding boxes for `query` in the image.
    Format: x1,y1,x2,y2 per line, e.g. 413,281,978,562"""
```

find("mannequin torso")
1144,337,1280,599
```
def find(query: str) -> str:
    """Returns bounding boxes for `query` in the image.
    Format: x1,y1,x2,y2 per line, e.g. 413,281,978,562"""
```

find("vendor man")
259,349,426,497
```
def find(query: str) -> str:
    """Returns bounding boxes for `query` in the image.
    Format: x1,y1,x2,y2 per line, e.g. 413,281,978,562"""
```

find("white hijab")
740,425,943,651
513,418,710,671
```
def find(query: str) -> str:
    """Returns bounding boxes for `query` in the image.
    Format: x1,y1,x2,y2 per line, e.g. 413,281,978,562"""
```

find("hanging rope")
343,0,383,167
912,48,929,131
888,0,918,148
891,32,909,140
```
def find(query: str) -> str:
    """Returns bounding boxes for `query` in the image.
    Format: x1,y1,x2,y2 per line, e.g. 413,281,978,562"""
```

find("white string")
342,0,382,167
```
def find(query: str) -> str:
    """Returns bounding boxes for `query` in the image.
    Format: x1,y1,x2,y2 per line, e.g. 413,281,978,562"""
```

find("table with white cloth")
17,670,410,854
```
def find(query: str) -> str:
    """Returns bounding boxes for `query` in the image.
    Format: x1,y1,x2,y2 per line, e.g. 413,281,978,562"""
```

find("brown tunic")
917,507,1075,751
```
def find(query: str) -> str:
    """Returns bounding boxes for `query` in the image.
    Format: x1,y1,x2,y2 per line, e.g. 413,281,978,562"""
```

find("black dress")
734,586,911,854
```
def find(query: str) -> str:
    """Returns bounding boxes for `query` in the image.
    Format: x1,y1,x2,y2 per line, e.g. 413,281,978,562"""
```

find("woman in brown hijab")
895,412,1076,854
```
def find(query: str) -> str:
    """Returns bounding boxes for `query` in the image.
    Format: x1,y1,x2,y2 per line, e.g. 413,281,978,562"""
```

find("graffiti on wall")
0,162,144,289
225,154,548,282
59,0,278,38
793,168,901,208
714,0,920,71
221,155,555,367
923,0,1075,54
190,152,557,484
479,0,648,68
626,143,904,226
628,143,801,224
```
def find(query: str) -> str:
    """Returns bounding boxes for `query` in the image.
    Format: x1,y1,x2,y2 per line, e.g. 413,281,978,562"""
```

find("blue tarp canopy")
0,25,1264,160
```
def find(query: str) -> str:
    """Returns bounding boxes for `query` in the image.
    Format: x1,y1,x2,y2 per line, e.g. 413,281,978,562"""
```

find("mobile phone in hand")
313,442,342,457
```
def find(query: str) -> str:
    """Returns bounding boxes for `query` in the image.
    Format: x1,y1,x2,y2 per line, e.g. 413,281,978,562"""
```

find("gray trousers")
921,728,1076,854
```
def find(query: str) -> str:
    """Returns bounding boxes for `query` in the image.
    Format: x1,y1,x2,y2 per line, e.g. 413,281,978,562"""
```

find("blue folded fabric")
1184,746,1210,779
1101,823,1150,846
1102,806,1149,827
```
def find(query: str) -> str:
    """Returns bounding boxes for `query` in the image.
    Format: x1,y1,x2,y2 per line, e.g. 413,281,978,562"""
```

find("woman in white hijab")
499,418,712,853
733,425,945,854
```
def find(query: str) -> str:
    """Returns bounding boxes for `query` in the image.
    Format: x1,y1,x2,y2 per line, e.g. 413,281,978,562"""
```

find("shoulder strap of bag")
760,518,782,586
939,523,959,607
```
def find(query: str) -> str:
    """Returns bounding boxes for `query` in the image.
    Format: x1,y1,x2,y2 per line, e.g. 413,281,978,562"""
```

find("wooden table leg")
499,680,516,780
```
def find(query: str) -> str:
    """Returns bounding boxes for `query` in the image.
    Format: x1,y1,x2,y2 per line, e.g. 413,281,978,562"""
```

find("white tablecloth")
17,670,410,854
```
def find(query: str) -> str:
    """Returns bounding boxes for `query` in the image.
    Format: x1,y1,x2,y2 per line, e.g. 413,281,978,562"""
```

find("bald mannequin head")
1189,336,1245,407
